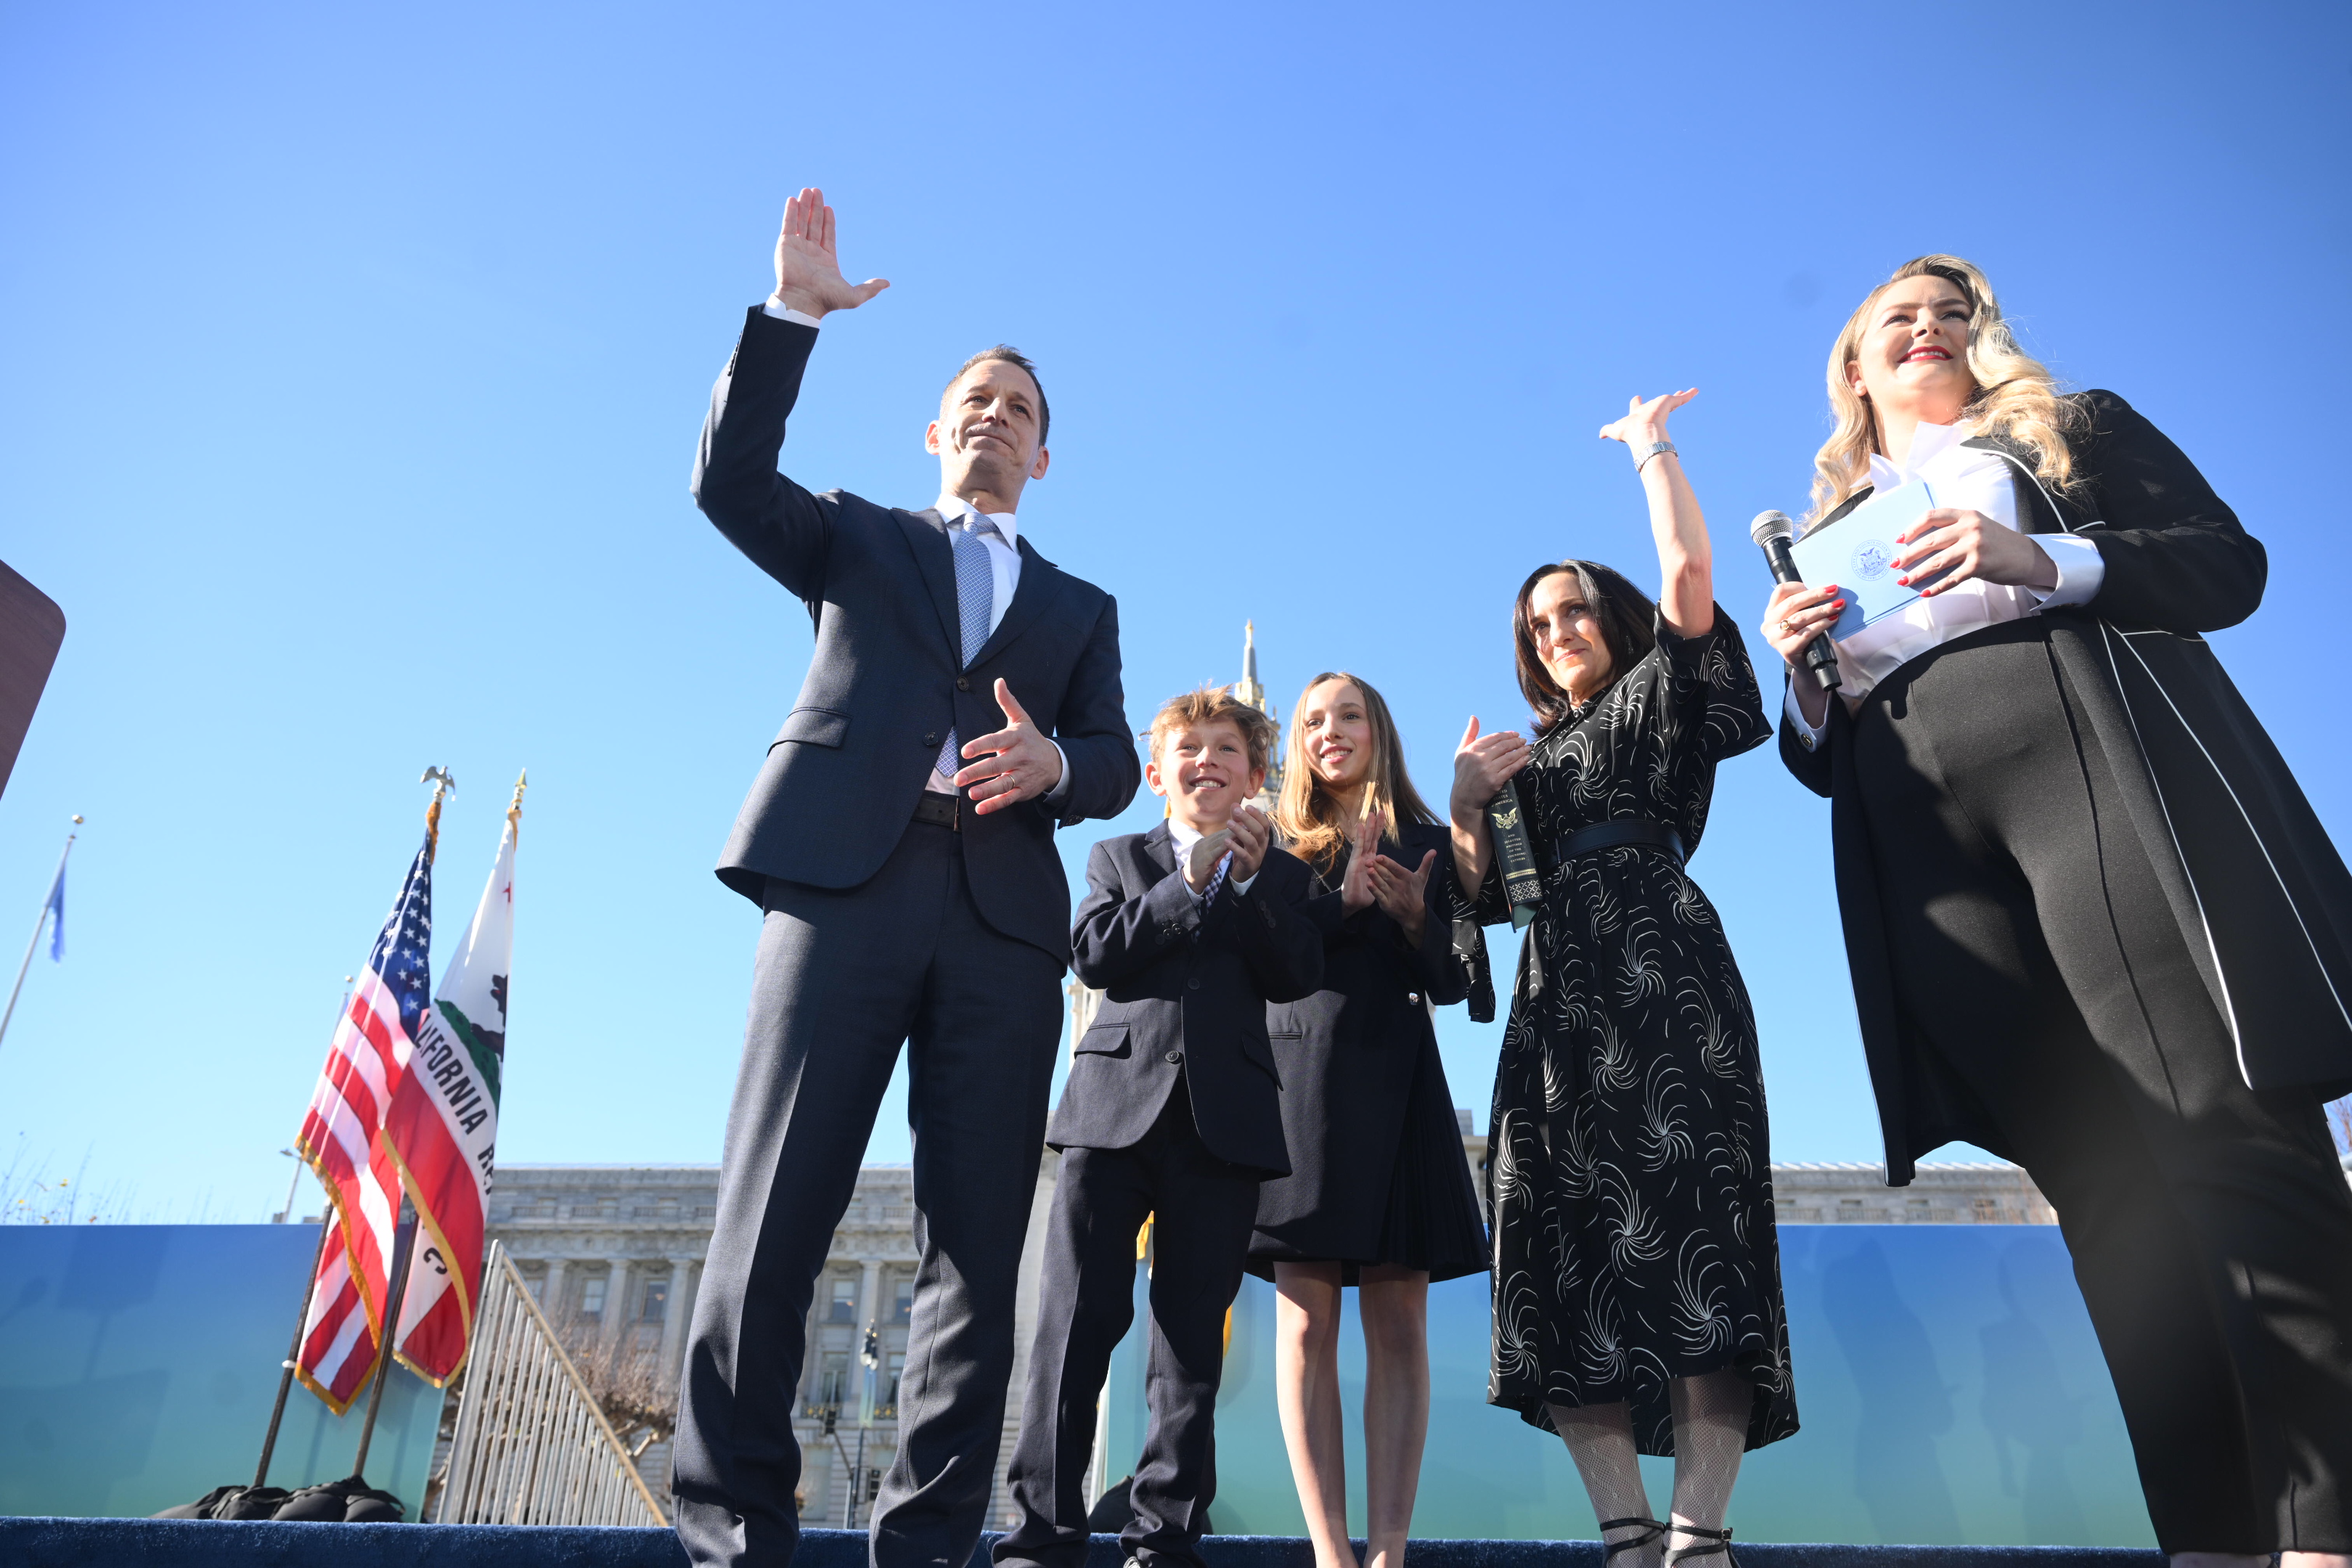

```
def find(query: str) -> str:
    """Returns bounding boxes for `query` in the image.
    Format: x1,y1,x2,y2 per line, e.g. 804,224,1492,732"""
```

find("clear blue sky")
3,0,2347,1220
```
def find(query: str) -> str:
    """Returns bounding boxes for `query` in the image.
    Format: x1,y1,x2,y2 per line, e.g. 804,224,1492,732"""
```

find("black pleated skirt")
1245,1035,1490,1286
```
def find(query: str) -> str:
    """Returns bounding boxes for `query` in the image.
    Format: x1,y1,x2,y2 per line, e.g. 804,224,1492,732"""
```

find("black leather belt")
912,793,960,831
1554,817,1686,867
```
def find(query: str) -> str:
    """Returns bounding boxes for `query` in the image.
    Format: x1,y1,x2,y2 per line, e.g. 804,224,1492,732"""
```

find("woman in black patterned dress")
1451,390,1794,1567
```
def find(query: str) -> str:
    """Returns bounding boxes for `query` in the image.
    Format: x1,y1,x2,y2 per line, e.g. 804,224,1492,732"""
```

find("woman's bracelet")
1635,440,1677,474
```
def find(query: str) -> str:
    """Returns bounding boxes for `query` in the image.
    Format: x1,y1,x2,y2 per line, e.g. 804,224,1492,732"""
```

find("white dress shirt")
763,298,1071,802
1167,815,1259,902
1787,418,2106,747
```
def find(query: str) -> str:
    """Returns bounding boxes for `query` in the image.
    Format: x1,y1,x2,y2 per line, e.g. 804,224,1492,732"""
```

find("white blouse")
1787,420,2105,744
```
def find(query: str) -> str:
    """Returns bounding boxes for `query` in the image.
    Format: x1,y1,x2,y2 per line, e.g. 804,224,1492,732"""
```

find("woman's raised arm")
1600,389,1711,635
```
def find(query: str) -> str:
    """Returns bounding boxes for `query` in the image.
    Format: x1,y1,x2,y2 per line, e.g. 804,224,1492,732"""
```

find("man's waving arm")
689,187,891,599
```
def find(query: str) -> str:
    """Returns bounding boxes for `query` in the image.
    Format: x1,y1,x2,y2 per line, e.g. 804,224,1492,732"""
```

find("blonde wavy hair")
1273,672,1437,875
1809,255,2084,524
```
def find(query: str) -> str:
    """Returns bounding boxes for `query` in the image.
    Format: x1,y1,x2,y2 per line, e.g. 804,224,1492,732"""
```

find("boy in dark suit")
997,688,1324,1568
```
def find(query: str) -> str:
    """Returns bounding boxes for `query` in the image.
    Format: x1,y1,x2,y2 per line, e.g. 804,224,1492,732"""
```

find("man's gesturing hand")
772,187,891,319
955,679,1065,815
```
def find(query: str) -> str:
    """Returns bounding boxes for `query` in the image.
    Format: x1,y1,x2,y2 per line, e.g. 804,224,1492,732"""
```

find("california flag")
382,790,518,1384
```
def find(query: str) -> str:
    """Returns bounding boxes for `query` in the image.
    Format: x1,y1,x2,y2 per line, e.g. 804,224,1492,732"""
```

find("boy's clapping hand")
1225,804,1272,881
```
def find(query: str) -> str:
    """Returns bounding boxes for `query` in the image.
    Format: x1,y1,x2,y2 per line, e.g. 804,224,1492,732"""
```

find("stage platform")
0,1522,2165,1567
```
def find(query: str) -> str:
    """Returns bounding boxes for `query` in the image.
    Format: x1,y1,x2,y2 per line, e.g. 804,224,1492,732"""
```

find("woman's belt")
1547,817,1687,872
1514,819,1687,1005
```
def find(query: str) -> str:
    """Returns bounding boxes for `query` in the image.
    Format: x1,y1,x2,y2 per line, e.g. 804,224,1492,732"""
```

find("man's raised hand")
772,187,891,319
955,679,1066,815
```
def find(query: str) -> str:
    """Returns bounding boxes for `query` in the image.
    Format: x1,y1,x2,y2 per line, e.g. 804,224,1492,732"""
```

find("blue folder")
1789,480,1938,640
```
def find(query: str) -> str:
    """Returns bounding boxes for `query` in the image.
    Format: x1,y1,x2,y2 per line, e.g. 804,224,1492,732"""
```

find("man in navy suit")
675,187,1141,1568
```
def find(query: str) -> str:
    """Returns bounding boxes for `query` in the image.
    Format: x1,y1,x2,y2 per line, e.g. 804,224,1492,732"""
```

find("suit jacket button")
957,677,971,691
1186,978,1201,990
922,732,939,748
1164,1050,1183,1064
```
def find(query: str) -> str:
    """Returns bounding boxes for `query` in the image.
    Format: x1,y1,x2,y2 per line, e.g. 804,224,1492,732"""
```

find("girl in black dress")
1251,672,1490,1568
1763,256,2352,1568
1453,391,1794,1567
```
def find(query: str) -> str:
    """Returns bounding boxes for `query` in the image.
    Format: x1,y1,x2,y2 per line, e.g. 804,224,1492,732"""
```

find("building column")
539,1257,571,1323
600,1259,634,1360
656,1254,698,1395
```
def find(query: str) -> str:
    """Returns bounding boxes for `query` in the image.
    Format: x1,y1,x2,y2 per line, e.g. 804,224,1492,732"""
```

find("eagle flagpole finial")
420,767,456,861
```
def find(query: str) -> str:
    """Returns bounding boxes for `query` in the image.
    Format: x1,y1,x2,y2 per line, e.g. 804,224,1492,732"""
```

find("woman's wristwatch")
1635,440,1677,473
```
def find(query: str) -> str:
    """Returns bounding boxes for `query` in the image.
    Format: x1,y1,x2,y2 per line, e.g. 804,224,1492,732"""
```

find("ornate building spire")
1235,621,1281,809
1235,620,1268,718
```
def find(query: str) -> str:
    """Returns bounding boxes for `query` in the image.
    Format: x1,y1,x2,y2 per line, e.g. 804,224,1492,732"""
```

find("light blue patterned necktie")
935,514,1000,783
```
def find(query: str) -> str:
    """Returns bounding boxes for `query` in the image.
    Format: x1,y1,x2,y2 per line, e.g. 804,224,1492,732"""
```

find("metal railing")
436,1241,669,1525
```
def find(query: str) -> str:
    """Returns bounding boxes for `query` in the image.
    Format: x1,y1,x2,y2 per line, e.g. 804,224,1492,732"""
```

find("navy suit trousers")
996,1082,1261,1568
673,817,1063,1568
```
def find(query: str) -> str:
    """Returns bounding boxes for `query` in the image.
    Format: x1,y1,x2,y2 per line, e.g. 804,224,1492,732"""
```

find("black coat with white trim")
1780,390,2352,1180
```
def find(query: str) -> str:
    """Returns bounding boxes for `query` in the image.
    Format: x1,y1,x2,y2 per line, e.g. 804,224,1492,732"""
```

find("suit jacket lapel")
895,509,962,657
1142,821,1177,884
969,537,1061,668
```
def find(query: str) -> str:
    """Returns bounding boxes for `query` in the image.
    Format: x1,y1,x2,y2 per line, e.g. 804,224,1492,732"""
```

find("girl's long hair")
1274,672,1438,874
1810,254,2083,525
1511,560,1659,736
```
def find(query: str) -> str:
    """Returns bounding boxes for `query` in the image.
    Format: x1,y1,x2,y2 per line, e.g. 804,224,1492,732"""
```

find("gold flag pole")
507,769,526,838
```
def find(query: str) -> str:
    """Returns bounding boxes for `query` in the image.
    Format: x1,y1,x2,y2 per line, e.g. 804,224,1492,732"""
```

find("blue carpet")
0,1521,2165,1567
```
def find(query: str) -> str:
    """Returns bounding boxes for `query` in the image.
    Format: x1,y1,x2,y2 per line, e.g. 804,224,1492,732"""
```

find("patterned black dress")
1479,607,1797,1455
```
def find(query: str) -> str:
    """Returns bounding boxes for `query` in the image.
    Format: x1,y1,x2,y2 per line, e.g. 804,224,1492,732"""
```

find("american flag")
293,836,433,1413
382,799,518,1387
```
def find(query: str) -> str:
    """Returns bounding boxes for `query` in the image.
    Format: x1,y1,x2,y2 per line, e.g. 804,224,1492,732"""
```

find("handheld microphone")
1749,510,1842,693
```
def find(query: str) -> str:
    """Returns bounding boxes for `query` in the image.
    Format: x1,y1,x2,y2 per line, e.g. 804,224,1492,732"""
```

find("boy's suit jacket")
1056,823,1323,1175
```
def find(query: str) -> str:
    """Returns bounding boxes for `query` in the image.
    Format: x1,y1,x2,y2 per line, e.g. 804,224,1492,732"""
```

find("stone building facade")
484,1157,1053,1527
485,1140,2054,1522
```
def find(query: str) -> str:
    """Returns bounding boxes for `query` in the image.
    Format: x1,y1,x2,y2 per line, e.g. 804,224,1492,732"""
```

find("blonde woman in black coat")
1251,673,1489,1568
1764,254,2352,1568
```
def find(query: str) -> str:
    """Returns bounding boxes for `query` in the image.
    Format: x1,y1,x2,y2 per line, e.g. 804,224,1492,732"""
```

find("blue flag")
44,863,62,961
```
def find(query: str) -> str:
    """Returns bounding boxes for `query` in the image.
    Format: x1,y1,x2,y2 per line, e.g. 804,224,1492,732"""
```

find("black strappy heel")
1598,1516,1667,1560
1663,1523,1738,1565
